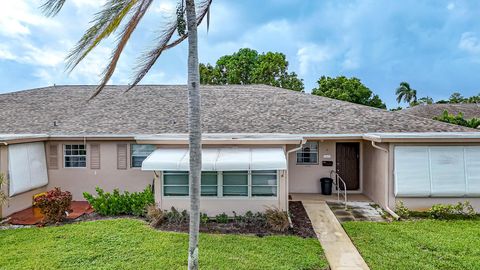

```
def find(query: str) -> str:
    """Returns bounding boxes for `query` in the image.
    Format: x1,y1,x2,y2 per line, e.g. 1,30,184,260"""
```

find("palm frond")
88,0,153,100
66,0,138,72
40,0,66,17
126,0,212,92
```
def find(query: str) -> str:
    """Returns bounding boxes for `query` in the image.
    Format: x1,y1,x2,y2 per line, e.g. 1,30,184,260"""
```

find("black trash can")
320,177,333,195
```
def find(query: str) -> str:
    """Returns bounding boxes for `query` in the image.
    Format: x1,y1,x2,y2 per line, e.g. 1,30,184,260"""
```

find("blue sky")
1,0,480,108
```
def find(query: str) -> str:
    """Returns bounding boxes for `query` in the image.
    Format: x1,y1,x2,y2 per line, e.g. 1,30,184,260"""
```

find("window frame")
296,141,319,165
130,144,156,168
222,171,249,197
163,171,189,196
63,144,87,168
251,170,278,197
162,170,279,198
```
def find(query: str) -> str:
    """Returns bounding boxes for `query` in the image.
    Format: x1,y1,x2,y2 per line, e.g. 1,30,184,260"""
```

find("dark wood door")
336,143,360,190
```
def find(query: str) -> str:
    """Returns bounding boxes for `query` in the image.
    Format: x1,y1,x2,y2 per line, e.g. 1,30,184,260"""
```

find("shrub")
83,186,154,216
395,201,410,219
165,207,188,224
33,187,72,223
200,213,209,225
146,205,165,227
265,207,290,232
433,110,480,128
215,212,229,223
428,202,477,219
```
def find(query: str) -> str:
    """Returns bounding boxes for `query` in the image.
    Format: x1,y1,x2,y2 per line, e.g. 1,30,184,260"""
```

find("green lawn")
343,220,480,270
0,218,327,270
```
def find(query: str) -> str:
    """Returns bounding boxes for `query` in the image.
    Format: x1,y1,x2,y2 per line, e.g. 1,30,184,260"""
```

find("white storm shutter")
395,145,480,197
394,146,431,196
429,147,465,196
465,146,480,196
8,142,49,196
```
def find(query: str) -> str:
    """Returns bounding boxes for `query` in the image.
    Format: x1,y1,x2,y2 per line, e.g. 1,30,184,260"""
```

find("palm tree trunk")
185,0,201,269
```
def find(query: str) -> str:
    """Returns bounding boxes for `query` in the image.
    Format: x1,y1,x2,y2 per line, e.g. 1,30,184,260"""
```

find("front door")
336,143,360,190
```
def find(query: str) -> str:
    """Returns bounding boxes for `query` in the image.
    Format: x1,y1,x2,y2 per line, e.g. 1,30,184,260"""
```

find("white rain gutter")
285,138,307,224
371,141,399,220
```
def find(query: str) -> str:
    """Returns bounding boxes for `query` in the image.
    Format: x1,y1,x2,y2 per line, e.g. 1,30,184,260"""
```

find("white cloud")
72,0,106,9
458,32,480,54
0,45,17,61
297,43,332,75
21,43,65,67
0,0,60,38
151,0,176,13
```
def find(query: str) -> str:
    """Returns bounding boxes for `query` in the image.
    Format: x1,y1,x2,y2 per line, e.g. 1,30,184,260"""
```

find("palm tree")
40,1,212,269
395,82,417,105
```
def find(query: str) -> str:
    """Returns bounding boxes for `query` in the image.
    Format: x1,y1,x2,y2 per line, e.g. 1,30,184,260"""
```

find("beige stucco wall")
390,142,480,212
288,140,364,194
362,141,389,208
287,141,336,193
0,145,47,218
155,169,288,216
46,141,154,201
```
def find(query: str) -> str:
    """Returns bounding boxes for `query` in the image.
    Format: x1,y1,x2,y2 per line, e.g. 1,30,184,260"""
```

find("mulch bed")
7,201,94,226
3,201,317,238
156,201,316,238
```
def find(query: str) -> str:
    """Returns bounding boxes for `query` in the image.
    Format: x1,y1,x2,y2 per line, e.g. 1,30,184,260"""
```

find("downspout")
285,138,307,223
371,141,400,220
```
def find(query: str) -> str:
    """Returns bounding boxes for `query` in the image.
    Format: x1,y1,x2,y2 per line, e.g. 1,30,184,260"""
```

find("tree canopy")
200,48,304,91
311,76,386,109
433,110,480,129
395,82,417,105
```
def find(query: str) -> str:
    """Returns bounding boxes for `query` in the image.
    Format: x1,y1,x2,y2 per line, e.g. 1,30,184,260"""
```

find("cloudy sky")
1,0,479,108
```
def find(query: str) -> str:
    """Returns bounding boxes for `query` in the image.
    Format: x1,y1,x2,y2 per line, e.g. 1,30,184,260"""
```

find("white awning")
142,147,287,171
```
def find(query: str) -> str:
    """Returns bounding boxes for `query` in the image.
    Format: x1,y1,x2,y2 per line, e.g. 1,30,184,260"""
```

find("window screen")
251,170,277,196
163,171,189,196
131,144,155,167
223,171,248,196
296,141,318,164
64,144,86,168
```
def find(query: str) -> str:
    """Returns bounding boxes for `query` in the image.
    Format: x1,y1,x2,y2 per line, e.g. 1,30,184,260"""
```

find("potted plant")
32,192,47,218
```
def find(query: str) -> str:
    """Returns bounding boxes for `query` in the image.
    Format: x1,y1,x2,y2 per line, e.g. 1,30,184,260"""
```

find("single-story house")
1,85,480,218
399,103,480,120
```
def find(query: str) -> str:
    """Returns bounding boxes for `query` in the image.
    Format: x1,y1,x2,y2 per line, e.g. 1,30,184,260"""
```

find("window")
64,144,86,168
223,171,248,196
201,171,218,196
163,171,189,196
296,141,318,164
163,171,219,197
131,144,155,167
162,170,278,198
252,170,277,196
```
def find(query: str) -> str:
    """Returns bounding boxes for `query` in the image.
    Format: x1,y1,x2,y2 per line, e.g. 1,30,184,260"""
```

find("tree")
41,0,212,268
200,48,304,91
395,82,417,105
449,92,465,103
311,76,386,109
433,110,480,129
410,96,434,106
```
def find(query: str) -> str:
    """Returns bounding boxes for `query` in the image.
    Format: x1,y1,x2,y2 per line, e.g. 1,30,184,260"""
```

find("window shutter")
117,144,127,170
48,144,58,169
90,144,101,169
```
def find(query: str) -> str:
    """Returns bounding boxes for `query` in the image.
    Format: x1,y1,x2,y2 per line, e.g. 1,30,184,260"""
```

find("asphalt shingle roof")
0,84,476,135
399,103,480,120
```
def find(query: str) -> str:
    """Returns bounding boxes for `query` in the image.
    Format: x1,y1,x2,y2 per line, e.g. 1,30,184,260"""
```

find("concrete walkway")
303,200,370,270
